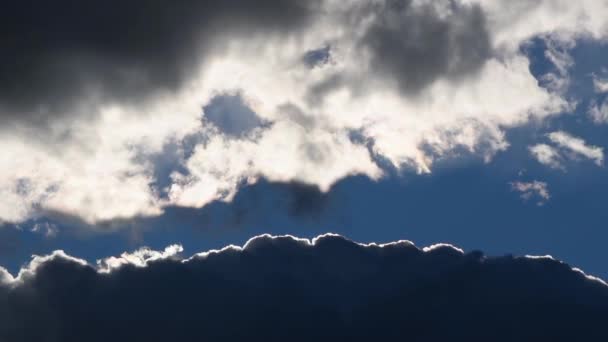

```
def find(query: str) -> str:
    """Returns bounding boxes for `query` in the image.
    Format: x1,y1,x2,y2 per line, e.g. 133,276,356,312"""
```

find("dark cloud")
0,0,319,130
203,92,269,137
1,234,607,341
360,0,491,94
305,0,492,104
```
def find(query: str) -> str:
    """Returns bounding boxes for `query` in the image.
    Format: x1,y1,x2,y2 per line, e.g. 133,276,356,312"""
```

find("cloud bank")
1,234,607,341
1,0,607,224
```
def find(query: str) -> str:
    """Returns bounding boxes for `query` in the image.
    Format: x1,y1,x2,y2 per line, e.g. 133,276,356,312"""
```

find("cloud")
592,70,608,93
0,233,607,341
511,180,551,206
529,143,564,169
539,37,576,94
355,0,491,95
530,132,604,168
589,98,608,124
548,131,604,166
2,0,608,224
0,0,319,132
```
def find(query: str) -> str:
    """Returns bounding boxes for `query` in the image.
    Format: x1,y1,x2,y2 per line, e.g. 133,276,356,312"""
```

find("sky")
1,1,608,340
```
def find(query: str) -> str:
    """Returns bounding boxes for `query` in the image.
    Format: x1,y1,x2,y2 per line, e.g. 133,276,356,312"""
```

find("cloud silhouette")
1,234,607,341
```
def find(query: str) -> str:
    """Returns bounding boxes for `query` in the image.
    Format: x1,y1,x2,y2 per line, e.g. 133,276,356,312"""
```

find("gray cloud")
1,234,607,341
0,0,319,131
306,74,345,106
305,0,492,105
0,0,493,133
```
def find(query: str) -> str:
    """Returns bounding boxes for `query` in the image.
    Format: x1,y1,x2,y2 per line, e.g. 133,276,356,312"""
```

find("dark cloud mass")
0,0,493,132
360,0,491,94
0,0,318,130
1,234,607,342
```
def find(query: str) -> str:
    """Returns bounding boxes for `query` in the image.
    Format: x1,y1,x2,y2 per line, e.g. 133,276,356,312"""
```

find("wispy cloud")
530,131,604,169
592,70,608,93
548,131,604,166
511,181,551,206
529,143,564,170
589,99,608,124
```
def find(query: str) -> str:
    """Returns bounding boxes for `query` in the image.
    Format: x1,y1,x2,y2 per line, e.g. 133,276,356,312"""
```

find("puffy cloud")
353,0,492,95
592,71,608,93
0,234,607,341
168,121,382,207
476,0,608,47
2,0,608,224
511,180,551,206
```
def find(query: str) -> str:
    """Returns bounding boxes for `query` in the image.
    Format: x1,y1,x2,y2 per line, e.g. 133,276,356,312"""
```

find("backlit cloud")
0,234,607,341
1,0,607,224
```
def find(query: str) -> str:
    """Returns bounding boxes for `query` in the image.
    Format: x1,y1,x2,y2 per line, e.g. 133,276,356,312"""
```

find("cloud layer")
0,0,319,128
1,0,607,224
1,234,607,341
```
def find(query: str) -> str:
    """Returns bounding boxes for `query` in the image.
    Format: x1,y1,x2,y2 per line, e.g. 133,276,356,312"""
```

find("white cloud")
529,144,564,169
511,180,551,206
548,131,604,166
589,99,608,124
476,0,608,47
1,0,608,224
592,70,608,93
97,244,183,273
